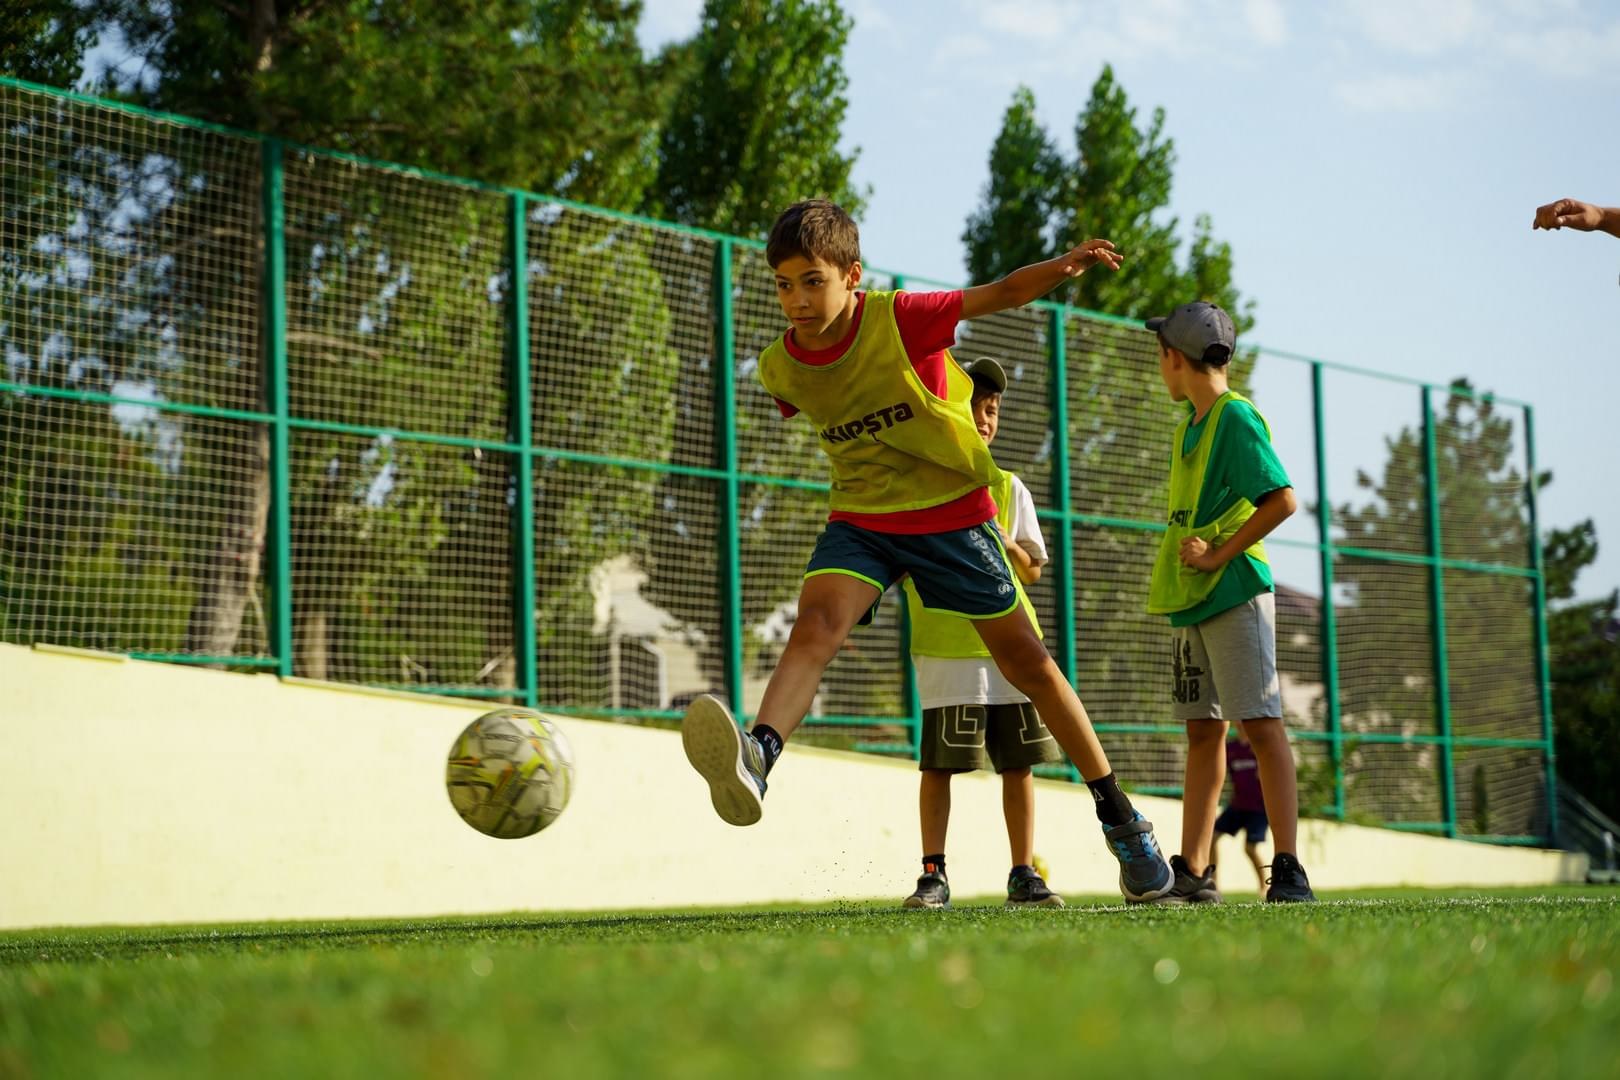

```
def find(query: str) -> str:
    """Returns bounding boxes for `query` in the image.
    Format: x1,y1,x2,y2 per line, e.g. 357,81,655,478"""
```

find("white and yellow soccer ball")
446,708,575,839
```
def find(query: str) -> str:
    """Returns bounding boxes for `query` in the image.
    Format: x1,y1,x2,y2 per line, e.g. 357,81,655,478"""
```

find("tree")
1543,518,1620,821
963,87,1064,286
1332,380,1548,834
647,0,864,237
1,1,94,85
965,68,1252,330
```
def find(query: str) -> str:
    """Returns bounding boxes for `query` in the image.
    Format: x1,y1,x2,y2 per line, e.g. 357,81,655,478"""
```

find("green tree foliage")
0,1,94,85
648,0,864,237
963,87,1064,287
1542,518,1620,821
1332,381,1547,833
966,68,1252,330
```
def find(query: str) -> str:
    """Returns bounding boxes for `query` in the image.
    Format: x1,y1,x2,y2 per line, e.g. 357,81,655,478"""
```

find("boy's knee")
787,603,849,659
1186,721,1227,747
1240,717,1287,745
992,637,1058,689
1000,766,1031,781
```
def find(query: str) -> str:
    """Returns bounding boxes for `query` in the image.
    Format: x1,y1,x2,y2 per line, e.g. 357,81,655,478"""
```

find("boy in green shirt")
1143,301,1316,903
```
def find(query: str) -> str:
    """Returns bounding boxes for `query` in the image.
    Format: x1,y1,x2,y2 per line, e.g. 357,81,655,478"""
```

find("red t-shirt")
773,291,996,534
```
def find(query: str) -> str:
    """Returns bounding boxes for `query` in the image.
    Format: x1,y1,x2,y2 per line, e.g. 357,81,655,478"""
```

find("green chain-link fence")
0,77,1557,843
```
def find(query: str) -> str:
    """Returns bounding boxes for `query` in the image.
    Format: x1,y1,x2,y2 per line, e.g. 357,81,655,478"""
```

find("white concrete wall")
0,643,1585,931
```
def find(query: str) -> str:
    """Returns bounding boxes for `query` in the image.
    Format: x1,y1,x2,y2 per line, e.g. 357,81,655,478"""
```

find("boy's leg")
1001,767,1034,867
756,572,882,742
1239,718,1297,855
905,769,954,909
1245,840,1267,894
1181,719,1229,872
682,570,878,826
920,769,952,857
987,703,1065,907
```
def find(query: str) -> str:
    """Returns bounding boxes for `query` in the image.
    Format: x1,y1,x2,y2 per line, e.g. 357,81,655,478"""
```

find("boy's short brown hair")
766,199,860,271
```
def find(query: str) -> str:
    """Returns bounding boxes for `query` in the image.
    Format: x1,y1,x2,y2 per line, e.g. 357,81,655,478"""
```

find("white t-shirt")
914,472,1049,709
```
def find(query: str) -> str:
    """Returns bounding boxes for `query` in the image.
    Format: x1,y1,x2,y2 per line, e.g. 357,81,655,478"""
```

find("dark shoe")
1102,813,1174,902
1265,852,1317,903
681,694,766,826
1153,855,1223,904
1006,867,1065,908
903,871,951,909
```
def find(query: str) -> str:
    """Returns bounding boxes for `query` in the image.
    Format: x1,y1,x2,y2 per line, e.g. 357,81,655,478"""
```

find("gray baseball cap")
960,355,1007,392
1145,302,1236,361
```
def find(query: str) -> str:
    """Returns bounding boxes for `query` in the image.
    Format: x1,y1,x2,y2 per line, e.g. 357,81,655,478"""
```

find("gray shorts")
1170,592,1281,722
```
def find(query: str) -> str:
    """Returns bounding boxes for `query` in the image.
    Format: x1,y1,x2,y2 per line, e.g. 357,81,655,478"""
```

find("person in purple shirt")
1211,727,1269,897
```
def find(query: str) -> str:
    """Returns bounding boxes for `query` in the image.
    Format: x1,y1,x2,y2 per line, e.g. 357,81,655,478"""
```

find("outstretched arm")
1533,198,1620,238
959,239,1124,321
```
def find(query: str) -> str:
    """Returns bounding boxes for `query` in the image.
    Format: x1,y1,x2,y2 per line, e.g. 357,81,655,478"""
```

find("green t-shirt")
1169,397,1292,628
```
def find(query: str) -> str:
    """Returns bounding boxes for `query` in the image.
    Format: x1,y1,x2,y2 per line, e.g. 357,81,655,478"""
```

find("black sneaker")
1151,855,1223,905
1265,852,1317,903
903,871,951,910
1006,867,1065,908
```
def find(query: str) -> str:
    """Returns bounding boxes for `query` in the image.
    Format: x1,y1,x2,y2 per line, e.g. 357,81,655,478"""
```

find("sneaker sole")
902,896,951,910
682,695,763,827
1005,896,1066,909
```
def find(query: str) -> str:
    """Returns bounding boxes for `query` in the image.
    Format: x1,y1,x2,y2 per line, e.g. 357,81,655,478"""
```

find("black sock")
922,854,946,877
1010,863,1035,879
751,724,784,774
1086,772,1134,827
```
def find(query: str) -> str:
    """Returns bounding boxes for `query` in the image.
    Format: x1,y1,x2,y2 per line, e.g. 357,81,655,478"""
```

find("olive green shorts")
918,702,1064,773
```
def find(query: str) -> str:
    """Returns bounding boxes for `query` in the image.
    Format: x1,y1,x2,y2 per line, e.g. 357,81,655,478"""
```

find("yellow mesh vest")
1146,392,1272,615
903,471,1042,658
757,292,1002,514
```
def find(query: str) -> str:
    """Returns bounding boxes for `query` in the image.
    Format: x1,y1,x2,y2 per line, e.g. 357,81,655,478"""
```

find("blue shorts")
1214,805,1269,844
805,520,1020,623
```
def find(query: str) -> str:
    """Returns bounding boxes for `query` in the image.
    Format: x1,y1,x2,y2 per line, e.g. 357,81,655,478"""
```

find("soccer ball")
445,708,575,839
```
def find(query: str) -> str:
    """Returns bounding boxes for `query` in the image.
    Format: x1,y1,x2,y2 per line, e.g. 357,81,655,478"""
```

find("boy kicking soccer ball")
681,199,1174,903
902,356,1065,910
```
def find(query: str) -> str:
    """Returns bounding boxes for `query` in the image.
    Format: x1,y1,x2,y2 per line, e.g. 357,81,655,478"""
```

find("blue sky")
643,0,1620,602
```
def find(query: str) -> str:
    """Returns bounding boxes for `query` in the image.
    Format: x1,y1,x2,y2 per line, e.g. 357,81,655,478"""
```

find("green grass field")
3,888,1616,1079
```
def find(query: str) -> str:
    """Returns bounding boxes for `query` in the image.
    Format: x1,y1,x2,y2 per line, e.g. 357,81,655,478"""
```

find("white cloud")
844,0,895,32
1243,0,1289,46
1333,70,1470,111
1496,21,1620,78
1345,0,1481,56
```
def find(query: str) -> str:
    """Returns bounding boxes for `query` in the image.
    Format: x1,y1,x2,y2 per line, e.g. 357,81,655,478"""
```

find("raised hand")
1057,238,1124,276
1533,198,1604,231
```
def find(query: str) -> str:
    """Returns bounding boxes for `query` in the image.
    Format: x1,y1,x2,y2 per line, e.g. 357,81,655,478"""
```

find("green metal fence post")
261,138,293,678
713,239,745,717
1311,363,1346,819
1048,307,1081,782
507,192,538,709
1421,386,1458,838
892,274,923,756
1523,405,1560,844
